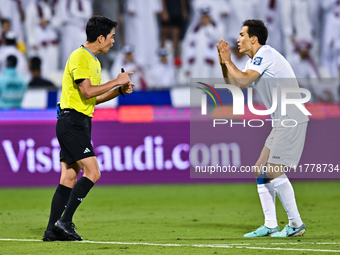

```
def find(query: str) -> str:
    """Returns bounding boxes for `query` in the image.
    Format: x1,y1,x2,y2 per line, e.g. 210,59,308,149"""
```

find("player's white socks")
271,174,303,228
257,183,278,229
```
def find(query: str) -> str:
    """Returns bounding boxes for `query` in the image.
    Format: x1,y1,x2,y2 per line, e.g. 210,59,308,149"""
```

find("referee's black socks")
61,177,94,222
46,184,72,231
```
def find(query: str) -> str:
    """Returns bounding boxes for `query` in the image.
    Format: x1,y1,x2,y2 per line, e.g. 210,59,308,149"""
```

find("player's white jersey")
243,45,309,124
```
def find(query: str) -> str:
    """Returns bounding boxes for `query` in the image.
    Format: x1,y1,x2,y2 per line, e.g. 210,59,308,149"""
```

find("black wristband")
119,86,125,97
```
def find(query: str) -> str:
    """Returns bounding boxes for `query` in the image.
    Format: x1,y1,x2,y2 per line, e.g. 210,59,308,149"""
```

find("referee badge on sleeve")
253,57,263,66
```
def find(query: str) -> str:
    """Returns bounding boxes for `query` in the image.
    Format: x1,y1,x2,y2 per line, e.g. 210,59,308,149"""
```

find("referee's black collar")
81,45,97,61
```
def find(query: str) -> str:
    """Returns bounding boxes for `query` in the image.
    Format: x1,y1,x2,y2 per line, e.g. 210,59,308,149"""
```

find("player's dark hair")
243,19,268,45
7,55,17,68
86,15,117,43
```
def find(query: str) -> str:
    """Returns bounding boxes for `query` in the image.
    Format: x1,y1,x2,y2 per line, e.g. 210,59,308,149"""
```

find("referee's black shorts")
56,109,95,165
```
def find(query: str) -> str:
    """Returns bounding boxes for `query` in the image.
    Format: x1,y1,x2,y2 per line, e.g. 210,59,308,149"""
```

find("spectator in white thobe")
321,0,340,78
110,45,148,91
148,48,177,88
191,0,230,39
290,41,320,102
226,0,259,43
0,0,26,53
0,19,11,47
307,0,322,65
25,0,59,79
182,6,224,78
53,0,93,66
257,0,294,58
124,0,162,67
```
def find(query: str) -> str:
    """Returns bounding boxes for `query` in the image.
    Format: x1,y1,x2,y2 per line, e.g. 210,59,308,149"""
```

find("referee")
43,16,134,241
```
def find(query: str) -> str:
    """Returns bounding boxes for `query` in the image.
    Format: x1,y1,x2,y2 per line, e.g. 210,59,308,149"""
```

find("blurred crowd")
0,0,340,108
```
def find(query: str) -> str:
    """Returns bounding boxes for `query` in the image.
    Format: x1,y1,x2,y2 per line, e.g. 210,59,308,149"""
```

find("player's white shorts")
265,120,308,169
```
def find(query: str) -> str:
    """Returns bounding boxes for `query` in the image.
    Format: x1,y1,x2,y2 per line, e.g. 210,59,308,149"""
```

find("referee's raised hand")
116,71,133,85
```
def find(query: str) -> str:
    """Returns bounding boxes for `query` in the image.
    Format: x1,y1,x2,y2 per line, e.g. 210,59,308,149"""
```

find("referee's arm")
77,72,133,99
96,87,121,105
95,83,135,105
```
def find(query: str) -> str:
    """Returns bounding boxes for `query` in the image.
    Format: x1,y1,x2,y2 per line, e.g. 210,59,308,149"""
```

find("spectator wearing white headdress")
25,0,59,79
53,0,93,67
110,45,148,90
257,0,294,58
182,6,224,78
290,41,320,79
124,0,162,67
191,0,230,35
148,48,177,88
226,0,258,45
320,0,340,78
307,0,322,65
290,41,320,102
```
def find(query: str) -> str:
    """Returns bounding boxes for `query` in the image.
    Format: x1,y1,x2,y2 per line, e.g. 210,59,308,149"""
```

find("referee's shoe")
42,229,71,241
54,219,83,241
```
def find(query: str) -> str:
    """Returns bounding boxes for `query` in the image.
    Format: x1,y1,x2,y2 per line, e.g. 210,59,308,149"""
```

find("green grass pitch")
0,181,340,254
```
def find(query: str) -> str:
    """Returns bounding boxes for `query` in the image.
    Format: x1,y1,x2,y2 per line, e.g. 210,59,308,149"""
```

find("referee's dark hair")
86,15,117,43
243,19,268,45
7,55,17,68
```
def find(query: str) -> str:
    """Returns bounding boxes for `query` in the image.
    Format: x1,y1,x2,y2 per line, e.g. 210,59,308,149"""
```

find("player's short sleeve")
246,48,275,75
69,51,91,80
242,59,251,72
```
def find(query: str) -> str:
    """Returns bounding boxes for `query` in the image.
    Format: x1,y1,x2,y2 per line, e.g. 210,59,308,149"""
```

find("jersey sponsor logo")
272,156,280,159
84,148,91,153
253,57,263,66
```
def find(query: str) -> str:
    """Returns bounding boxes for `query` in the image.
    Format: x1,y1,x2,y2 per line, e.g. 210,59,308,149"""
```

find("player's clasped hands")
216,38,231,64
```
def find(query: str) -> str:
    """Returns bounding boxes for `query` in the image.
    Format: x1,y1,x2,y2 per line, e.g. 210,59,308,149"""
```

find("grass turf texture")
0,181,340,254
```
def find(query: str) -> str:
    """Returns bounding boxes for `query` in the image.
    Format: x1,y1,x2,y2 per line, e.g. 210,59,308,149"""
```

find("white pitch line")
0,239,41,242
1,239,340,253
245,246,340,253
250,242,340,245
